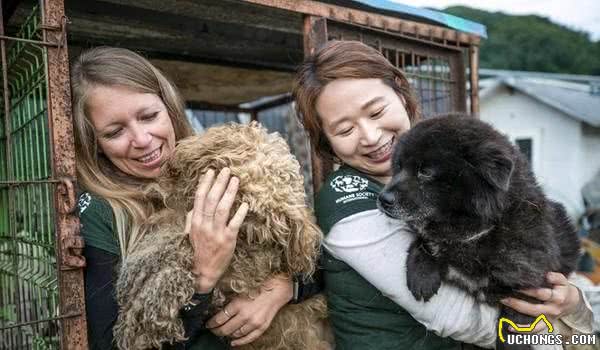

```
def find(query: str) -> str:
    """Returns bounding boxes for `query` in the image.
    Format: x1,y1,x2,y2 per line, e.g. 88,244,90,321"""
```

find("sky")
393,0,600,41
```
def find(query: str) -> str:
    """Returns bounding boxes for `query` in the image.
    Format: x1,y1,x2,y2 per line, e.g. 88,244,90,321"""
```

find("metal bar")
416,55,423,110
0,179,62,187
0,237,53,250
469,44,480,116
401,50,405,69
430,55,436,114
0,2,22,345
41,0,88,349
0,311,82,331
0,34,60,47
302,15,331,196
8,72,46,111
0,179,62,184
241,0,481,46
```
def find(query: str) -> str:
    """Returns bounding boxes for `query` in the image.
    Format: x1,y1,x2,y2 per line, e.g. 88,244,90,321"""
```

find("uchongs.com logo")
498,314,597,346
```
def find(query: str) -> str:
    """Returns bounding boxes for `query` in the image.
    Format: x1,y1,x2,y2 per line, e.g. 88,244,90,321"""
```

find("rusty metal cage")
0,1,86,349
0,6,58,348
0,1,482,349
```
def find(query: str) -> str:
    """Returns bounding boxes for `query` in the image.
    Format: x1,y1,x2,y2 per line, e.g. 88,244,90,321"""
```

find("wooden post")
303,15,327,57
469,44,480,116
43,0,89,349
302,15,332,196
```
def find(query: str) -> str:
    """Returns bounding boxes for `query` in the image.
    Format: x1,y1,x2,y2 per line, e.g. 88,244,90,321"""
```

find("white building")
479,70,600,218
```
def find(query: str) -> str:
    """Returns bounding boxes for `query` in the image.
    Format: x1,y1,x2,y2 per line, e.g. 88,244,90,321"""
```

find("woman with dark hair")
293,40,593,349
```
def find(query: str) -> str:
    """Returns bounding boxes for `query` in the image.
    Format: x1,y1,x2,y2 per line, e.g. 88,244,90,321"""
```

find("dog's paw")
407,268,441,302
407,242,442,302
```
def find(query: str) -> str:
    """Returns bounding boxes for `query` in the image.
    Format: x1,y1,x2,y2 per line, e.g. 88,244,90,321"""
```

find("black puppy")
378,113,580,349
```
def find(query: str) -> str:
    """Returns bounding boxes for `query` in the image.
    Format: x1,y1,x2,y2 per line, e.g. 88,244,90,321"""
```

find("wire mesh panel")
398,53,453,116
0,5,60,349
327,21,467,116
1,1,86,349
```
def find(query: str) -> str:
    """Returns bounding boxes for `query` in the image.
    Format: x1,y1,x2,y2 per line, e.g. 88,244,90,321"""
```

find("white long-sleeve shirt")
324,209,594,349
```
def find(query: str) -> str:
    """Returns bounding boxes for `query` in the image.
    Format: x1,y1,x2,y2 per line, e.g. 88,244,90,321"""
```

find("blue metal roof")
347,0,487,38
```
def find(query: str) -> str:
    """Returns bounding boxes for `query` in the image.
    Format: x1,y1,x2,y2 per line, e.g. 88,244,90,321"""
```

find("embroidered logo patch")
330,175,368,193
78,192,92,214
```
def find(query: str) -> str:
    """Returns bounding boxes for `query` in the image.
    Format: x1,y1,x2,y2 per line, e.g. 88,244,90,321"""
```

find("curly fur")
113,123,328,350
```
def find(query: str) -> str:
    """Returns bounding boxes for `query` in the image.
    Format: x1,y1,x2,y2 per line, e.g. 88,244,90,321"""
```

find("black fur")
378,114,580,349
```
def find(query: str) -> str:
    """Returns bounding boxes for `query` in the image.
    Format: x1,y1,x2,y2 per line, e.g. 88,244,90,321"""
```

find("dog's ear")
477,142,514,192
471,142,514,219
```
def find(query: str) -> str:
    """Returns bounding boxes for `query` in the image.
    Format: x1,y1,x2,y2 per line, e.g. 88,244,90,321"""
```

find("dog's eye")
417,168,434,181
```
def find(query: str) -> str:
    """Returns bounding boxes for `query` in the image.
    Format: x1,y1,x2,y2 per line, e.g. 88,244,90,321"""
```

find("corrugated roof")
491,77,600,127
480,68,600,84
322,0,487,38
357,0,487,37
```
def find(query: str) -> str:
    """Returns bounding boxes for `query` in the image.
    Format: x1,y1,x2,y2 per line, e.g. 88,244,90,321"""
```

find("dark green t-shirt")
78,192,119,255
315,165,462,350
78,192,226,350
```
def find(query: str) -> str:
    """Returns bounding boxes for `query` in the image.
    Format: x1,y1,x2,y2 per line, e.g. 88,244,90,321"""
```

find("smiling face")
316,78,411,183
87,85,176,179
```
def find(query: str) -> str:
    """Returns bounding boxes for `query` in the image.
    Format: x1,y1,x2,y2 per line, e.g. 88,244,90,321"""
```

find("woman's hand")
186,168,249,293
206,275,293,346
501,272,581,332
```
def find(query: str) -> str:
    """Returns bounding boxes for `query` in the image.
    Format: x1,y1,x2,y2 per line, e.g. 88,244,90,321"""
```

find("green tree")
443,6,600,74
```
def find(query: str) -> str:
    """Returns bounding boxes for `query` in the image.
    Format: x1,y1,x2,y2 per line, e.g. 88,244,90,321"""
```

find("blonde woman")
72,47,295,349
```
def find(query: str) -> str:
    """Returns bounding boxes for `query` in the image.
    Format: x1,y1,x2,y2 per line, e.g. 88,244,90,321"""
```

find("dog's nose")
378,190,396,207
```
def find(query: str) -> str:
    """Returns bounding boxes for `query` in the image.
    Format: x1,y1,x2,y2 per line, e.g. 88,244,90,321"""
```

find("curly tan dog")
113,123,329,350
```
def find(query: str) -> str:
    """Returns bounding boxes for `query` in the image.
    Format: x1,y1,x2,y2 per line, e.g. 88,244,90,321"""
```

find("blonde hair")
71,47,194,257
293,40,420,161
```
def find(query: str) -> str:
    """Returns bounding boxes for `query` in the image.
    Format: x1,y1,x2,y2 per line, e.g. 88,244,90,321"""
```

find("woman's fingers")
192,169,215,218
187,168,248,292
228,202,249,232
546,271,568,285
203,168,232,217
184,211,193,234
517,287,554,302
211,314,246,337
190,168,242,233
206,307,238,330
501,297,545,317
507,272,568,304
213,176,240,229
231,328,264,347
207,302,255,338
501,272,573,319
